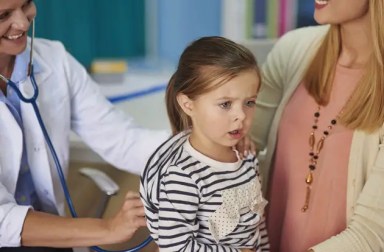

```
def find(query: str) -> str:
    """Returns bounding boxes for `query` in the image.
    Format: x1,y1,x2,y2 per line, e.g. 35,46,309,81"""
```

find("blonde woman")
251,0,384,251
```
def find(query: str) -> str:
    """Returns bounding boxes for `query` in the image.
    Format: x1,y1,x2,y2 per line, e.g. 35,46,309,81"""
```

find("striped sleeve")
254,157,270,251
258,217,270,251
158,165,241,252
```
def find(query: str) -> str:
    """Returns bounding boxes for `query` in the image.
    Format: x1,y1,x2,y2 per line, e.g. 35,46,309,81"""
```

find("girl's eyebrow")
216,94,258,100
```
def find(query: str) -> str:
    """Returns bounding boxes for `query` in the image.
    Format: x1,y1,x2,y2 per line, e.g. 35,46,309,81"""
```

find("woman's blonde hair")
303,0,384,132
165,36,260,135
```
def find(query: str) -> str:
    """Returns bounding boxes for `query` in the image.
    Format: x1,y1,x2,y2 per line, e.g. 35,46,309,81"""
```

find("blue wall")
157,0,221,63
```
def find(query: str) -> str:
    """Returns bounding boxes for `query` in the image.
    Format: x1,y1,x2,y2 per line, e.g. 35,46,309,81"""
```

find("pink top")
267,65,363,252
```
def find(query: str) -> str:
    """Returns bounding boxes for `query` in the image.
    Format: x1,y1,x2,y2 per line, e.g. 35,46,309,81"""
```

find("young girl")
140,36,269,252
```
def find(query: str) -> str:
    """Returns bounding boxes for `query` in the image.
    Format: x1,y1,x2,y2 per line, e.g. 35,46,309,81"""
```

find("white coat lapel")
0,103,22,193
19,78,58,213
30,41,52,86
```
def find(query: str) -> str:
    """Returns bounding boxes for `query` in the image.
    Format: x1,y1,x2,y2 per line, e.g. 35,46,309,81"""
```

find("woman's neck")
339,15,372,68
0,55,15,93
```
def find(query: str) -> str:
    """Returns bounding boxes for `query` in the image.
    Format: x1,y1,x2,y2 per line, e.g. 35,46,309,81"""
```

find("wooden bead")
309,133,315,148
317,139,324,152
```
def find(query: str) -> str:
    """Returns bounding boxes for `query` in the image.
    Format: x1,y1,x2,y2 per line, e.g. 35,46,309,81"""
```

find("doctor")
0,0,170,250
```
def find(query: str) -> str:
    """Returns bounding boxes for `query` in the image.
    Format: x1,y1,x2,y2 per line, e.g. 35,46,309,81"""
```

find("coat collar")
13,37,53,87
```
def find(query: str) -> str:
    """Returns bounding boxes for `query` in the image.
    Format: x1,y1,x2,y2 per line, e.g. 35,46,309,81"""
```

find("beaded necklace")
301,105,340,212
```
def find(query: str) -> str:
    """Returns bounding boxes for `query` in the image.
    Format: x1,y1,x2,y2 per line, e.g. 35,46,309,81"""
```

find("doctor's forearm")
21,192,145,248
21,210,114,247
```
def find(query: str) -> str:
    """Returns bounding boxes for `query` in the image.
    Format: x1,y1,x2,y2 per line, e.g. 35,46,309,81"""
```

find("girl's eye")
219,101,231,109
245,100,256,107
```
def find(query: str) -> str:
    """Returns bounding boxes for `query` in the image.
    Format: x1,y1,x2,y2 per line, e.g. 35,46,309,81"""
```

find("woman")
0,0,170,250
251,0,384,251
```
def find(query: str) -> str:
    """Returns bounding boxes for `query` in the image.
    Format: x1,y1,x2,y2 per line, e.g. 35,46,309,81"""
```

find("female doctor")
0,0,170,250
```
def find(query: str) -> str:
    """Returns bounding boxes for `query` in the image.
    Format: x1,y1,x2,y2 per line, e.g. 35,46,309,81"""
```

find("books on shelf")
222,0,316,41
252,0,267,38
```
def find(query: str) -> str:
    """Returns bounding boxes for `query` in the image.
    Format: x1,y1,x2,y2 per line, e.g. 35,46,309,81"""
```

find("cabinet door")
34,0,145,68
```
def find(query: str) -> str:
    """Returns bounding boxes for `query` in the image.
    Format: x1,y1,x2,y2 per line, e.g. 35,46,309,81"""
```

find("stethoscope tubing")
1,19,152,251
5,69,152,252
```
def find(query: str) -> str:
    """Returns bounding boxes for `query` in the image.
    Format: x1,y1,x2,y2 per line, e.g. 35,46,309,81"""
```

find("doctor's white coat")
0,38,169,247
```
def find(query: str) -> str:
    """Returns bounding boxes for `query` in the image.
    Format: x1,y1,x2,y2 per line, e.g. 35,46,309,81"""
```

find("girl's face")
314,0,369,26
0,0,36,57
178,69,259,160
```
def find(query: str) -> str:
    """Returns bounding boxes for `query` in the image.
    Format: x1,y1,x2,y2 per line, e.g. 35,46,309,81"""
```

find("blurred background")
32,1,316,251
33,0,316,68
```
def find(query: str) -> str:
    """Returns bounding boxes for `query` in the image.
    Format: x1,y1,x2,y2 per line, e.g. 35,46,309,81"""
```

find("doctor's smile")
4,32,25,40
2,32,27,48
0,0,35,57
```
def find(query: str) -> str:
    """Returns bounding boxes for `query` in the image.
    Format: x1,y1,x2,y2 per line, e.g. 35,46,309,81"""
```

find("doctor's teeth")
315,0,329,5
5,33,23,40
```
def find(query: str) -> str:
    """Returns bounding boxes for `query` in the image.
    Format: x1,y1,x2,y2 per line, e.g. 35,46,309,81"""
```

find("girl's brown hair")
303,0,384,132
165,36,260,135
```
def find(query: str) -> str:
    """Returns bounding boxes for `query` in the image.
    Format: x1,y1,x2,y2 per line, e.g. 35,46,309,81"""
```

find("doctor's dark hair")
165,36,260,135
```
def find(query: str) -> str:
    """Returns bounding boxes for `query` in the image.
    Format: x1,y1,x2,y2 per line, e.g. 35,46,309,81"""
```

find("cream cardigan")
251,25,384,251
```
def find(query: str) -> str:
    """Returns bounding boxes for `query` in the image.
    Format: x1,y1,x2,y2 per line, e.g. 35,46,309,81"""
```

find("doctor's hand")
104,191,146,244
20,192,146,248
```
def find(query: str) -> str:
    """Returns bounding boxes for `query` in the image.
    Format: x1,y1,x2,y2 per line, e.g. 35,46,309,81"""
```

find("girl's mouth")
229,130,242,139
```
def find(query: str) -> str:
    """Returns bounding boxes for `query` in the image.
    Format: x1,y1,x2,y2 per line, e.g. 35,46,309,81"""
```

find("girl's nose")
234,108,246,121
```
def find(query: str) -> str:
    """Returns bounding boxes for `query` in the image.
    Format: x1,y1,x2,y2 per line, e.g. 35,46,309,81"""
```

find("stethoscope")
0,20,152,252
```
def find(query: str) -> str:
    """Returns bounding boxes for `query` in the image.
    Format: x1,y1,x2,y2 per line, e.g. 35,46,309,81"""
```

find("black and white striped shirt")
140,131,269,251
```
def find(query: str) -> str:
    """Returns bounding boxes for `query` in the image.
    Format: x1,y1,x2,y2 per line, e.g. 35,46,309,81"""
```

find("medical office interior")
33,0,316,250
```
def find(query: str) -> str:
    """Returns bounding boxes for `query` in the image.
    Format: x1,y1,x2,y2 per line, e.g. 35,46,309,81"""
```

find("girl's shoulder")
141,131,189,181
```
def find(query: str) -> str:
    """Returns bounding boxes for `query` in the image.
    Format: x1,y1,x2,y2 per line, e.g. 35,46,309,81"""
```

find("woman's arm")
250,35,287,151
21,192,146,247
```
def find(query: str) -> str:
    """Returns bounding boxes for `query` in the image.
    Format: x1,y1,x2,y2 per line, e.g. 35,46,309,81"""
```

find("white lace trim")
208,179,267,242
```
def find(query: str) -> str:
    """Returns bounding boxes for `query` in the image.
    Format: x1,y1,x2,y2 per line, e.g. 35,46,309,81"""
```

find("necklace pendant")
304,106,340,213
305,172,313,185
302,186,311,212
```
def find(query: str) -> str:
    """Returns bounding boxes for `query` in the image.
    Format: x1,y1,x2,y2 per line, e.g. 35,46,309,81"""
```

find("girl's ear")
176,93,193,116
